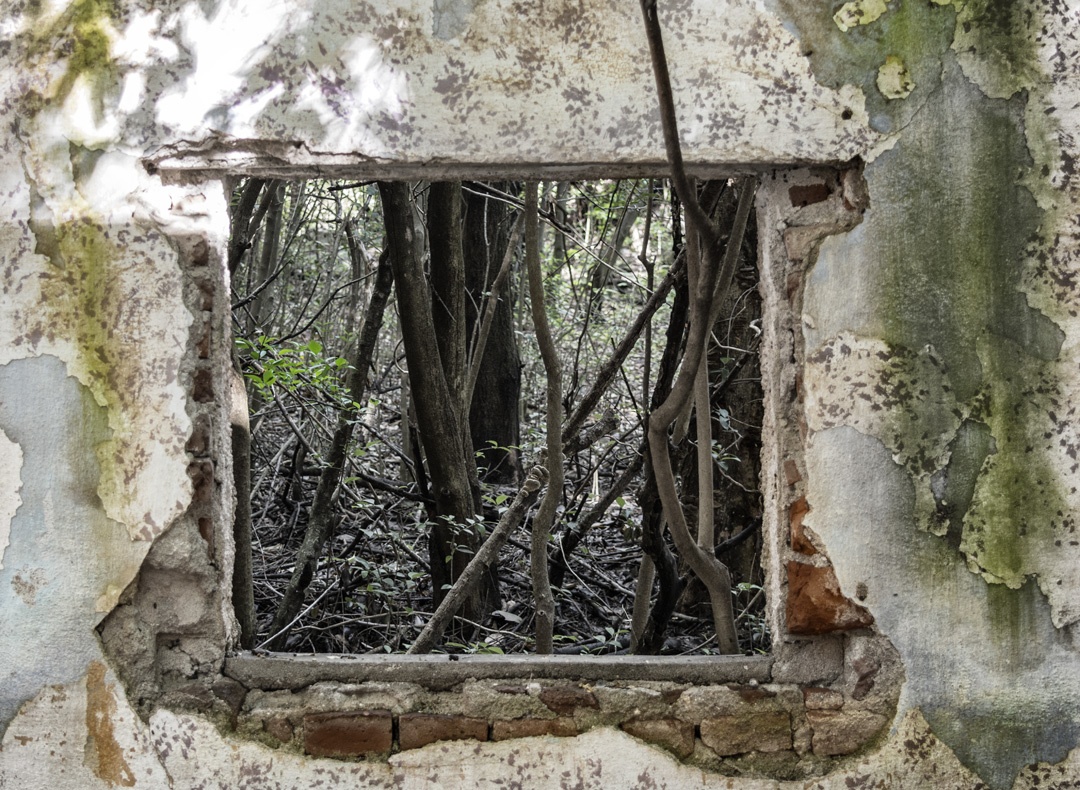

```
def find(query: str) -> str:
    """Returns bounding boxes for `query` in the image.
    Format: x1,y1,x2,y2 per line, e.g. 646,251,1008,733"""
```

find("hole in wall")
226,177,768,658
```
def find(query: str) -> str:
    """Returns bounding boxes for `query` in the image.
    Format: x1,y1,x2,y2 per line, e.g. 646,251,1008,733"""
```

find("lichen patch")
833,0,890,33
876,55,915,100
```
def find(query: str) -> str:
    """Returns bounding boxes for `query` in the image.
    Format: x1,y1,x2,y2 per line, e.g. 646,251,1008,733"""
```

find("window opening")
227,177,766,657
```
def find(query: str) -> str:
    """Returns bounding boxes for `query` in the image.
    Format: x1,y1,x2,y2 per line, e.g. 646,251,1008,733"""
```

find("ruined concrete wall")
0,1,1077,788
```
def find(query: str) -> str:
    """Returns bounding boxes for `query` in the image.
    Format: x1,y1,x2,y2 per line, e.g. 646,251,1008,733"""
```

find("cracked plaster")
0,0,1079,788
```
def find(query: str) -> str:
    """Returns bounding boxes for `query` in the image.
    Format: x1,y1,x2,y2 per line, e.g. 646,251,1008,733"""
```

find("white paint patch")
834,0,889,33
877,56,915,100
0,661,170,788
804,333,961,535
0,429,21,570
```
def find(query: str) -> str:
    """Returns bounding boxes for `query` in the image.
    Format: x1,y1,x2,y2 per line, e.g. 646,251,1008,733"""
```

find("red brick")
303,711,393,757
621,718,695,759
538,685,599,715
186,461,215,509
786,561,874,635
700,711,792,756
398,714,487,751
491,717,577,741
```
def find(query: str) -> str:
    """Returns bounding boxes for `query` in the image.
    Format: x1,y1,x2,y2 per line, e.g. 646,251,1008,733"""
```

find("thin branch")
524,182,561,654
407,467,546,654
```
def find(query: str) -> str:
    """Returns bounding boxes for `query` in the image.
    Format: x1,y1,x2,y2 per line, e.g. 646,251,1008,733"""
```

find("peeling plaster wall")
0,1,1079,788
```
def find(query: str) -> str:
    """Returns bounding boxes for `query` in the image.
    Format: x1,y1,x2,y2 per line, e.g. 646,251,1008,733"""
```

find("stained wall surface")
1,1,1079,788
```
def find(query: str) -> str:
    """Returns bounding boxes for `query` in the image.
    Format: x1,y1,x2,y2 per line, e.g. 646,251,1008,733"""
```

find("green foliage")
237,335,349,401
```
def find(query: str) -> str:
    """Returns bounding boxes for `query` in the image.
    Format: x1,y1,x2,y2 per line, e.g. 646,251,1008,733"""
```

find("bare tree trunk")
524,182,560,654
464,183,522,483
408,468,545,654
264,248,394,650
249,182,285,335
635,257,689,654
229,362,256,649
378,181,490,626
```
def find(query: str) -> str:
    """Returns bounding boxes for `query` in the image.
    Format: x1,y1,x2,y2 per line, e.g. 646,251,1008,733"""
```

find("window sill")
226,651,773,691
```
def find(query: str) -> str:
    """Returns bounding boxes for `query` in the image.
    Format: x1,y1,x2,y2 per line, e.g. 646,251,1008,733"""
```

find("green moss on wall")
29,180,132,439
953,0,1042,99
773,0,1066,585
766,0,956,132
26,0,118,110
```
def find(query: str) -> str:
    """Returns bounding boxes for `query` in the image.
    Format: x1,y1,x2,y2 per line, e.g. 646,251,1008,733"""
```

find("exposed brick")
538,685,599,715
264,715,294,744
210,678,246,716
190,239,210,267
660,688,687,705
783,459,802,485
186,414,212,456
790,497,817,555
192,276,215,311
195,320,212,359
802,687,844,710
789,183,830,207
700,711,792,756
807,709,888,756
772,638,844,685
192,368,214,402
786,561,874,635
398,714,487,751
729,684,776,704
621,718,695,759
304,710,393,757
187,461,215,509
491,717,577,741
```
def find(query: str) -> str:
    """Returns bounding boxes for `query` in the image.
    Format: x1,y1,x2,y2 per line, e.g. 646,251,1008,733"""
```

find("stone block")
210,678,246,716
786,561,874,635
303,710,393,757
263,715,294,744
772,638,843,684
807,709,889,756
398,714,488,751
538,685,599,715
700,711,792,755
802,687,844,710
621,718,695,759
491,717,577,741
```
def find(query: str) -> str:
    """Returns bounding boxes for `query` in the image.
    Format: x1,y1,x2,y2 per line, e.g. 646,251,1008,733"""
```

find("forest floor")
247,410,769,657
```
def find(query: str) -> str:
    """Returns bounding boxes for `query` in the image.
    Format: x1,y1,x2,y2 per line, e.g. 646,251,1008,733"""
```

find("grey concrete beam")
225,652,773,691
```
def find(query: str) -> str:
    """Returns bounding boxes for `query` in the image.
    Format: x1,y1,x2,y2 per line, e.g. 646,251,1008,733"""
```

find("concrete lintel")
148,154,840,184
225,652,773,691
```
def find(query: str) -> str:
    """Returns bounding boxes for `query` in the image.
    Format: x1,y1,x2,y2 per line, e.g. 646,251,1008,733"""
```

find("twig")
408,467,546,654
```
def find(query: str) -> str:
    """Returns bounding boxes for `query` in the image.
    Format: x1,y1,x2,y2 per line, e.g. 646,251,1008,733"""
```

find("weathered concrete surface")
794,1,1080,787
226,652,773,690
131,0,874,176
0,0,1078,788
